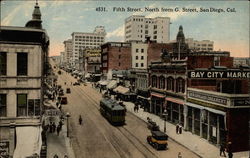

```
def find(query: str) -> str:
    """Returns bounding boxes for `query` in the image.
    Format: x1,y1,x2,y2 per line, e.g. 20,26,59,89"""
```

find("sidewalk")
123,101,249,158
45,99,75,158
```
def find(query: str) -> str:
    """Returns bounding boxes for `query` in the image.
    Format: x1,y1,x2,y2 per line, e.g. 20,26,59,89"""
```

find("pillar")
192,108,195,133
207,112,210,141
217,115,220,145
9,123,16,157
170,103,173,122
200,111,202,137
178,104,181,123
183,105,188,130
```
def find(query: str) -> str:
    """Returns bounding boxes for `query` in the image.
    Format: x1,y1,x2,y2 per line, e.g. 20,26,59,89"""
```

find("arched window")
159,76,165,89
151,76,157,88
176,77,185,93
167,77,174,91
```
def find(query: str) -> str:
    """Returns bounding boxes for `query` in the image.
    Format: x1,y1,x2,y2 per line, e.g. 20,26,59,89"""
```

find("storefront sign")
188,70,250,78
234,98,250,106
0,141,9,158
188,90,227,105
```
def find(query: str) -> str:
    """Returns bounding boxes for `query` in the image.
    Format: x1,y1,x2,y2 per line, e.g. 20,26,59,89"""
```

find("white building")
185,38,214,51
71,26,106,69
131,42,148,69
0,2,49,157
125,15,170,43
233,57,250,67
63,39,73,65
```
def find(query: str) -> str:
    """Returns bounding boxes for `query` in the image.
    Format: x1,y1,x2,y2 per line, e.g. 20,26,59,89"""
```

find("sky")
1,0,249,57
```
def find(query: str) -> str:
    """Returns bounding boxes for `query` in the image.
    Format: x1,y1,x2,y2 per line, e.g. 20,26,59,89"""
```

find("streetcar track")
58,71,159,158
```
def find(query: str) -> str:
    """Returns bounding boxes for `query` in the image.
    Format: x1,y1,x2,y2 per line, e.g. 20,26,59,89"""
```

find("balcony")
187,88,250,108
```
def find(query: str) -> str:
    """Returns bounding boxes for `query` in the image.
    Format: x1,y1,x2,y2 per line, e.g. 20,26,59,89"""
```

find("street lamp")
66,112,70,137
162,108,168,133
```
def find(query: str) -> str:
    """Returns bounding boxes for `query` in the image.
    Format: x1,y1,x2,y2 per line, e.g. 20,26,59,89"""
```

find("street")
56,69,199,158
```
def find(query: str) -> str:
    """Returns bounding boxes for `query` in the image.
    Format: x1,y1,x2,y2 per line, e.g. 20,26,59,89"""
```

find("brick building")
148,26,250,152
101,42,131,79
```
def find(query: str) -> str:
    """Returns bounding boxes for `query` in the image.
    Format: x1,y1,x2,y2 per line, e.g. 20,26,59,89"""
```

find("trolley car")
100,98,126,125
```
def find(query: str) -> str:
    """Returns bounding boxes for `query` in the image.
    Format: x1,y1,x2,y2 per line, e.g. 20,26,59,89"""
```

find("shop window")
17,94,27,116
0,94,7,117
17,53,28,76
0,52,7,75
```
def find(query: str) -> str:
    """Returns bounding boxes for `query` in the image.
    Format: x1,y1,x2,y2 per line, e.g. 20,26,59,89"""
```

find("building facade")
72,26,106,69
101,42,131,80
0,3,49,157
63,39,73,66
233,57,250,67
125,15,170,43
185,38,214,52
148,26,250,153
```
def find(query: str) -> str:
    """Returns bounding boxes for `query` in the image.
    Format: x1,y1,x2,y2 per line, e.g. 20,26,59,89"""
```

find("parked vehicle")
147,117,160,131
73,82,80,86
58,96,68,104
147,131,168,150
66,88,71,93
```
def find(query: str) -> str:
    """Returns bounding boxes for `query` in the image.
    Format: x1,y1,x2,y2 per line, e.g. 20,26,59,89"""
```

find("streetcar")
100,98,126,125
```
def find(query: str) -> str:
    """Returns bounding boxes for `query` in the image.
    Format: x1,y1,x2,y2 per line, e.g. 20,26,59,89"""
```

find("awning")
107,80,117,89
186,102,226,116
151,92,165,98
114,86,129,94
137,96,150,100
98,80,109,86
165,97,184,105
13,126,42,158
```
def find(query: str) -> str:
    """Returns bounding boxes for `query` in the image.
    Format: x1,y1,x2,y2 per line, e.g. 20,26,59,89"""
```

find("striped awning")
151,92,165,98
165,97,184,105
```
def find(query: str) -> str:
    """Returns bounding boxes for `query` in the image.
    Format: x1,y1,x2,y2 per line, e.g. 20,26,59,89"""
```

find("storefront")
165,97,185,125
186,102,226,146
150,92,165,116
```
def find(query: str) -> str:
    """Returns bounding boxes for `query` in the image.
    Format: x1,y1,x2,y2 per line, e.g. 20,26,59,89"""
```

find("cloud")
106,24,124,39
52,16,66,21
1,4,22,25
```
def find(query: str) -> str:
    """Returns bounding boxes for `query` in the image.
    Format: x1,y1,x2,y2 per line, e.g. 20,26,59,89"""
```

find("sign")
188,70,250,79
0,141,9,158
188,90,227,105
85,49,101,57
234,98,250,106
212,127,217,137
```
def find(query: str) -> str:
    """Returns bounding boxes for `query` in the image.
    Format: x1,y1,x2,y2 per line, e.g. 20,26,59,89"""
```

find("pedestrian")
56,125,61,136
64,82,66,85
179,124,183,134
79,115,83,125
177,152,182,158
220,144,226,157
176,124,179,134
53,154,59,158
52,122,56,133
227,142,233,158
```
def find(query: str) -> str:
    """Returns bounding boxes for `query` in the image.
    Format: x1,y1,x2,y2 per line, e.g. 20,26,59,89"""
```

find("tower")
25,1,42,29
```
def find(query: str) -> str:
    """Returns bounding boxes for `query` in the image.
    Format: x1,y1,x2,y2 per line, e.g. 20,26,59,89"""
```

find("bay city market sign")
188,70,250,78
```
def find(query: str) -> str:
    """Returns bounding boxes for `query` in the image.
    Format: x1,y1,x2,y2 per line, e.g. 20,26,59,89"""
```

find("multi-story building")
0,2,49,157
233,57,250,67
185,38,214,51
125,15,170,43
101,42,131,80
72,26,106,69
63,39,73,65
149,26,250,153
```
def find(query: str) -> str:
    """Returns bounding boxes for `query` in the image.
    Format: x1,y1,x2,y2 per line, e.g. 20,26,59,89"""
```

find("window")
0,52,7,75
17,53,28,76
154,25,157,29
0,94,6,117
118,55,121,59
141,56,144,60
135,63,138,67
167,77,174,91
17,94,27,116
145,30,148,34
176,78,185,93
141,49,144,53
153,36,157,39
152,76,157,87
118,62,121,66
136,56,138,60
214,56,220,66
141,63,144,67
159,76,165,89
136,49,139,53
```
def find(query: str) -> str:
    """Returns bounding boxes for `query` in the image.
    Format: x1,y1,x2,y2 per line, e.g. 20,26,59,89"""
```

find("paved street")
54,68,199,158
